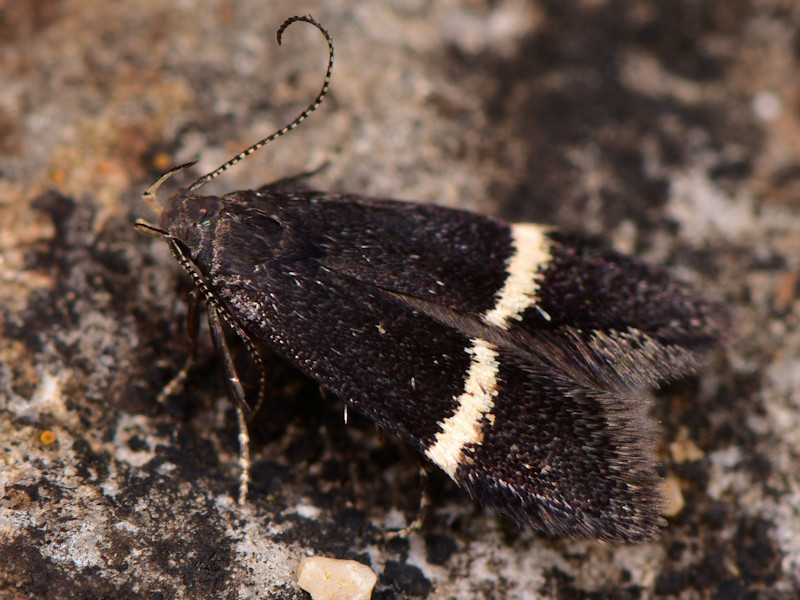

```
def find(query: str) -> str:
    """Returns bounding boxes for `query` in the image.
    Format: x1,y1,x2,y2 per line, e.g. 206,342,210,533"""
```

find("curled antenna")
188,14,334,192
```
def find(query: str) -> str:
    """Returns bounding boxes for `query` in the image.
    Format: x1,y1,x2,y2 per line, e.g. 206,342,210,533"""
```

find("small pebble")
297,556,378,600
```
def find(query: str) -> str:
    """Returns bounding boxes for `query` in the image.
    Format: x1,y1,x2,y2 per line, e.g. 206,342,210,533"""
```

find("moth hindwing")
137,15,726,543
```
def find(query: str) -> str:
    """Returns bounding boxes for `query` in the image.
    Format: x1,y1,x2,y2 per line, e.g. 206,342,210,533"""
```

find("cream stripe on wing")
483,224,551,328
424,224,551,477
425,338,500,478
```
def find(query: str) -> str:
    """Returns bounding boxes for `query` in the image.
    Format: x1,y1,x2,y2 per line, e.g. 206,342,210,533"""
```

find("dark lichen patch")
459,0,761,236
424,534,457,566
0,533,140,600
380,560,433,598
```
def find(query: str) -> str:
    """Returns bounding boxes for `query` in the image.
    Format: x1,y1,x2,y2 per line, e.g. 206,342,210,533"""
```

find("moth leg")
386,464,431,540
207,306,249,410
207,306,252,504
157,290,200,404
249,349,268,418
235,402,250,506
257,162,329,192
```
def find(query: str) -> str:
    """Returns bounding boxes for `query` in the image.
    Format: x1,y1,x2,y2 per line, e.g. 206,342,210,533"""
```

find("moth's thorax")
160,191,225,255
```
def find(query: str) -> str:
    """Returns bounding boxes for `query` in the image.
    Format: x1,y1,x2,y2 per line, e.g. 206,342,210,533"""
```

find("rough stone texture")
1,0,799,598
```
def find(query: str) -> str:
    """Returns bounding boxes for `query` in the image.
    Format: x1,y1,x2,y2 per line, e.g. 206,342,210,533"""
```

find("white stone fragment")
297,556,378,600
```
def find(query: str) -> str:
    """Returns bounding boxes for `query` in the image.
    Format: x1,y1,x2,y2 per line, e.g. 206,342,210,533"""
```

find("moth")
137,15,727,543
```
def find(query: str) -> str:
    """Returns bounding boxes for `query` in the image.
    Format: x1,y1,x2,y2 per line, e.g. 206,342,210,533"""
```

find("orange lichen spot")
153,152,173,172
40,430,57,445
99,159,115,174
51,168,67,185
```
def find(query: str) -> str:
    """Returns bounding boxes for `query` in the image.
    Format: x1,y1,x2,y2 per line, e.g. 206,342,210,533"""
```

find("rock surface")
2,1,799,598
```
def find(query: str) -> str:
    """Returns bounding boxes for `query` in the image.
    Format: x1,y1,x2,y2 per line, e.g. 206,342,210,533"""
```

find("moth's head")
135,161,198,238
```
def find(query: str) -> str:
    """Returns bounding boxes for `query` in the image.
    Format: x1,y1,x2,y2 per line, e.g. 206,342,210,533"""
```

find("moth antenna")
188,14,334,192
142,160,198,216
